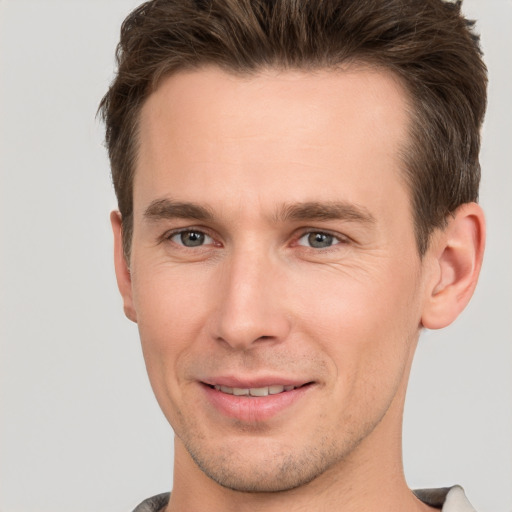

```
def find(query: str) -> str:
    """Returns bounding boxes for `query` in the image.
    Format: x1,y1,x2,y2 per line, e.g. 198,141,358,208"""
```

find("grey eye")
298,232,338,249
171,230,213,247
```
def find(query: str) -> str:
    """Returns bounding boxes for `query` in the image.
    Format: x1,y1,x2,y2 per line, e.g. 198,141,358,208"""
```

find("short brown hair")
99,0,487,258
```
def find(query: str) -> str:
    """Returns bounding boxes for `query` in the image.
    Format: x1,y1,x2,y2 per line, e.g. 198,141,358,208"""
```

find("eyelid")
294,228,351,246
158,225,352,249
160,226,220,247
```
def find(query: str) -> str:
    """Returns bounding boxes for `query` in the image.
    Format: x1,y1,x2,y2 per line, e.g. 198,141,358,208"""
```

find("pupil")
308,232,333,248
182,231,204,247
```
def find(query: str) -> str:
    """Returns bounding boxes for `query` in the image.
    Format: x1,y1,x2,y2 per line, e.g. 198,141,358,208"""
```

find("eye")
169,230,214,248
297,231,343,249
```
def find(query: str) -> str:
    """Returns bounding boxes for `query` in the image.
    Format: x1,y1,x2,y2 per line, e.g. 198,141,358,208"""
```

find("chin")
182,434,341,493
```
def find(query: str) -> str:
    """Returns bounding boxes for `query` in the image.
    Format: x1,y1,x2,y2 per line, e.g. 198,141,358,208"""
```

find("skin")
112,66,485,512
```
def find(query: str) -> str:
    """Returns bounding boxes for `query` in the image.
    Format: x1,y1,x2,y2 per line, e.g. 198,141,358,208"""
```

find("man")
99,0,487,510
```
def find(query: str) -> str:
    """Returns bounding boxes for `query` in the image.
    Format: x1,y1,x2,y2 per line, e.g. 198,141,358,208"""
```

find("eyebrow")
143,198,375,225
144,198,214,222
275,201,376,225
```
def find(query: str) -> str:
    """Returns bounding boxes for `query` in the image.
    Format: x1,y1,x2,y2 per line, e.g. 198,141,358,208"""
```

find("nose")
210,248,292,351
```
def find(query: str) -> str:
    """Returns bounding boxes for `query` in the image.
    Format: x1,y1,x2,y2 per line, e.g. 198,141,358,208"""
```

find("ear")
421,203,485,330
110,211,137,323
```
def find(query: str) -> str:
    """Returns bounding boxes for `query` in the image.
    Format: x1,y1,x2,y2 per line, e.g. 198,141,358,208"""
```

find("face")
118,66,433,492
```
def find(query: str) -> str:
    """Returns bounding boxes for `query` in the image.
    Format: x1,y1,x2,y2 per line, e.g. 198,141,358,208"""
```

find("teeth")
268,385,285,395
249,387,269,396
214,384,297,396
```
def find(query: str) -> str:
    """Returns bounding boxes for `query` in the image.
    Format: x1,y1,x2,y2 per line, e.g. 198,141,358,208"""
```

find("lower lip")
201,384,312,423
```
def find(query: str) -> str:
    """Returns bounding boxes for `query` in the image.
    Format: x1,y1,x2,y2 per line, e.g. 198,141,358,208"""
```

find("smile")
202,381,313,422
211,384,298,396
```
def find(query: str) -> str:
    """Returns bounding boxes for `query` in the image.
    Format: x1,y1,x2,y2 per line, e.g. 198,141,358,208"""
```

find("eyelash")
161,227,351,252
162,227,218,248
295,229,349,250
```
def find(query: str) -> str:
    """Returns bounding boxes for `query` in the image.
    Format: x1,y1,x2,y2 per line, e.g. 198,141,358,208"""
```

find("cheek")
294,261,422,386
297,269,421,436
131,266,212,399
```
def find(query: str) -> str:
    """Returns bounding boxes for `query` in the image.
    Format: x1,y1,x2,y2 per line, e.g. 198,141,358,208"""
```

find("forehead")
135,65,411,221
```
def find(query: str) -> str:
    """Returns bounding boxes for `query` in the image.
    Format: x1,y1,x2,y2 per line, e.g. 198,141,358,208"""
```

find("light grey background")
0,1,510,511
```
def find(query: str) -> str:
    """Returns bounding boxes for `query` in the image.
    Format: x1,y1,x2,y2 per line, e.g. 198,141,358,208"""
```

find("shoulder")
414,486,477,512
131,487,476,512
132,492,170,512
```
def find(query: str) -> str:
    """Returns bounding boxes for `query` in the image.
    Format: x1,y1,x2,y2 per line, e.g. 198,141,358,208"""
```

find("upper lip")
201,376,312,388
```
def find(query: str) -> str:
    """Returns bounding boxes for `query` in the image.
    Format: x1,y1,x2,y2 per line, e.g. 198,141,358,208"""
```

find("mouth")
200,380,314,422
207,383,304,396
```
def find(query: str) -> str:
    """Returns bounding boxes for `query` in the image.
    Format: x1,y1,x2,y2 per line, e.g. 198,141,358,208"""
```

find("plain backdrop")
0,1,511,511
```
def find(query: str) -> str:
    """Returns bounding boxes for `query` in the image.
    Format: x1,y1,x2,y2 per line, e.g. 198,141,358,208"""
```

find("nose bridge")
212,243,290,350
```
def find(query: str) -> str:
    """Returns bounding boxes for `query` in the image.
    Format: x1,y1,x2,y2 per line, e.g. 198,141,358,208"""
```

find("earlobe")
110,210,137,323
421,203,485,330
